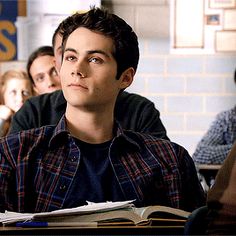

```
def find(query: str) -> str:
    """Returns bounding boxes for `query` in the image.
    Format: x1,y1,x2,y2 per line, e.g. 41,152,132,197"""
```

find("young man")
27,46,61,95
0,8,205,213
9,21,169,140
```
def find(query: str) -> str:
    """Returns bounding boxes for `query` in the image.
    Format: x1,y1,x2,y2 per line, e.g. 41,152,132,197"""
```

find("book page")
0,211,34,225
33,200,134,218
134,205,190,220
38,209,147,225
0,200,134,225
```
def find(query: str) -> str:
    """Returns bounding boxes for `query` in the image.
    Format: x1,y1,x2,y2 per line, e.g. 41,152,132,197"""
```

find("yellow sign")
0,20,16,60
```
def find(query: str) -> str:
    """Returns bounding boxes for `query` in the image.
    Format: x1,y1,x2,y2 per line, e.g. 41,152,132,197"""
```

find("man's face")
30,55,61,95
60,27,131,111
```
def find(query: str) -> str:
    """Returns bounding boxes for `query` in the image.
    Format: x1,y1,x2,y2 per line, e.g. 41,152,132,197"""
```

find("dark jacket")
10,90,169,140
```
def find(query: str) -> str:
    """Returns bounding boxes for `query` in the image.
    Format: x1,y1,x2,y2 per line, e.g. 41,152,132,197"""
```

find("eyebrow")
64,48,111,58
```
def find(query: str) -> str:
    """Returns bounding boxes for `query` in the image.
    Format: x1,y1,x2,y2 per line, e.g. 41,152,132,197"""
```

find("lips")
68,83,88,90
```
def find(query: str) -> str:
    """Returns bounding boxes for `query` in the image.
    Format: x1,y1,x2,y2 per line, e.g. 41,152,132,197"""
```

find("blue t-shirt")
63,138,125,207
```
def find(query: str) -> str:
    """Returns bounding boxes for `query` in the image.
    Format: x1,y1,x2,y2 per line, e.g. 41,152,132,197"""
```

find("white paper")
33,200,134,218
0,200,134,225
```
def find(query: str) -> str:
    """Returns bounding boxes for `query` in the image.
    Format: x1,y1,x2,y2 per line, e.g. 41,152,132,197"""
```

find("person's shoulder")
0,125,56,160
125,131,176,148
117,91,154,105
26,90,65,106
216,106,236,117
0,125,55,145
125,131,190,165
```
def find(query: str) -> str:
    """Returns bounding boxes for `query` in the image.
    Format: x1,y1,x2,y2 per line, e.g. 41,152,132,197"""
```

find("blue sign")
0,0,18,61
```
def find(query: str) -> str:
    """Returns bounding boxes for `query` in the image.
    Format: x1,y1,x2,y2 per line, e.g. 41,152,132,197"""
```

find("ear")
119,67,135,90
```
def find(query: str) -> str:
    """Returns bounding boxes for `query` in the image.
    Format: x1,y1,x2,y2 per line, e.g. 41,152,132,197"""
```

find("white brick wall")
103,0,236,155
1,0,235,156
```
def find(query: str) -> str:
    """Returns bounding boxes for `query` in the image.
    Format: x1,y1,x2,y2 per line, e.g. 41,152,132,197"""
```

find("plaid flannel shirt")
193,106,236,164
0,115,205,213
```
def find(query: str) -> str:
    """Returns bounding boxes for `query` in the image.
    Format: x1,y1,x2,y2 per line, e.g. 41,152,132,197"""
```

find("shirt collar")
48,115,69,147
48,115,140,150
111,121,140,150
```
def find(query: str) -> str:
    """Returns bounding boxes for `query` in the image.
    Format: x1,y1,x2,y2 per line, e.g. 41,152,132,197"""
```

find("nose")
71,71,85,78
71,60,87,79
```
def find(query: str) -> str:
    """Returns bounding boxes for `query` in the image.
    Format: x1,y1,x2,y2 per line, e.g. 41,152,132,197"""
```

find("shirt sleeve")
173,142,206,211
192,110,235,164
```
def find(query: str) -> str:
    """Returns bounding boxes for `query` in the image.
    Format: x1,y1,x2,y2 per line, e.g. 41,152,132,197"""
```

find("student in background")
9,16,169,140
27,46,61,95
0,70,33,136
193,68,236,164
207,141,236,234
0,7,205,213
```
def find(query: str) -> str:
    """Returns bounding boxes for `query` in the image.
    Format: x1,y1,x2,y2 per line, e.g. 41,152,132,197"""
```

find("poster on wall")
0,0,18,61
174,0,204,48
216,31,236,51
171,0,236,54
223,9,236,29
209,0,236,8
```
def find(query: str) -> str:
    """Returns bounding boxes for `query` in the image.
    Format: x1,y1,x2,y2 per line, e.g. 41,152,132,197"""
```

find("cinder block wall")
1,0,235,155
103,0,236,155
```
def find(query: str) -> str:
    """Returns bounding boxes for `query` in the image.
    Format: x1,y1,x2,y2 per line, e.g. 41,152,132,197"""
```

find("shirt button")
70,156,77,162
59,184,67,191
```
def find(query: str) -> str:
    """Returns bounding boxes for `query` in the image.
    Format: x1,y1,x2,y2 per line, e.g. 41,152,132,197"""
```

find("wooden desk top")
0,225,185,235
196,164,222,170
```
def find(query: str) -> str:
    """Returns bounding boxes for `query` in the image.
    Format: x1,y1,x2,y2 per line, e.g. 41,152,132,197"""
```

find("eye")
89,57,103,64
65,55,76,62
34,75,45,83
9,90,17,96
22,90,30,96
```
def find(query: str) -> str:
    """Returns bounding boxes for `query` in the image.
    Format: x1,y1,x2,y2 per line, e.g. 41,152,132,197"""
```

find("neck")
65,105,114,144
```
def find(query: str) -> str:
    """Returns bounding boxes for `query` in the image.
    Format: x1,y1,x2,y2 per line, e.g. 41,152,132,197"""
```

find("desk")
196,164,222,170
196,164,222,188
0,225,184,235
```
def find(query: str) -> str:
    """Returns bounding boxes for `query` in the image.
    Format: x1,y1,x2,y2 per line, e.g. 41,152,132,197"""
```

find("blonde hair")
0,70,33,104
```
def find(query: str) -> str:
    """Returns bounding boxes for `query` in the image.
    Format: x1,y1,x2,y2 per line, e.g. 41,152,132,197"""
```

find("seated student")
27,46,61,95
9,14,168,140
192,68,236,164
0,7,205,213
0,70,33,136
207,141,236,234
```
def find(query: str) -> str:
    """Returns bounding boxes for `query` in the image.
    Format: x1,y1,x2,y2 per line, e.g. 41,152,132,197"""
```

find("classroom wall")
103,0,236,155
1,0,236,155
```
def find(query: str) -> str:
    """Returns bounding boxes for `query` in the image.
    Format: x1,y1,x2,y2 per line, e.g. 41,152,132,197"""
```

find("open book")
34,205,190,226
1,200,190,227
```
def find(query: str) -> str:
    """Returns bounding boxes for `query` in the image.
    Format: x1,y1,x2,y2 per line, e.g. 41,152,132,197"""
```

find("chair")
184,205,208,235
